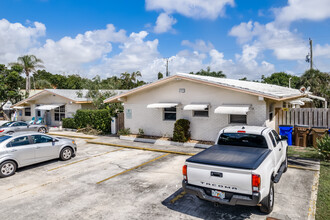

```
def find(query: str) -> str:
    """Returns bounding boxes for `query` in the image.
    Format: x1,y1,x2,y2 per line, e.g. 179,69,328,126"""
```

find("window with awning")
147,103,179,109
214,105,251,115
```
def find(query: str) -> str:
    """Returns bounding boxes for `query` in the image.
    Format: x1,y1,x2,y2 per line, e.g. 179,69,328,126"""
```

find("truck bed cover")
186,145,271,170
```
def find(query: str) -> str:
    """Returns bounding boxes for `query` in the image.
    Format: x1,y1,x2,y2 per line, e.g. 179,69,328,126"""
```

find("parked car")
0,121,48,134
0,132,77,178
182,126,288,214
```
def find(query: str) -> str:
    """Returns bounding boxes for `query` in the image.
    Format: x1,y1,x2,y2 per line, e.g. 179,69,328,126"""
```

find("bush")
118,128,131,136
62,118,77,129
138,128,144,137
172,119,190,142
73,109,112,133
317,135,330,161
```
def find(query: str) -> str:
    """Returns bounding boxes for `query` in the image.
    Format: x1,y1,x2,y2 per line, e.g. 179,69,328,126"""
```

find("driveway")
0,136,319,220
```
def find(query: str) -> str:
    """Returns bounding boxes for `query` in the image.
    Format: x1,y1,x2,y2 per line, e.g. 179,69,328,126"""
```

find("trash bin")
310,127,329,148
294,125,310,147
279,125,293,145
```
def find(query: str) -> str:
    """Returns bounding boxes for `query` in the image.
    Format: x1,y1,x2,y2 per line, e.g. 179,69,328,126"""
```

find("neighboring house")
12,89,126,127
104,73,309,141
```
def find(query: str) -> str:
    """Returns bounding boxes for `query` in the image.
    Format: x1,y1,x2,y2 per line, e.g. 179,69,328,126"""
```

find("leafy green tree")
189,66,226,78
298,69,330,107
0,65,24,119
158,72,164,80
10,55,44,95
261,72,300,88
120,71,145,89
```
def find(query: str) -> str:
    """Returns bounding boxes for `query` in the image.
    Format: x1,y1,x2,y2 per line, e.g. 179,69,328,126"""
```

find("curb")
86,140,196,156
288,164,319,172
119,135,212,149
48,133,96,140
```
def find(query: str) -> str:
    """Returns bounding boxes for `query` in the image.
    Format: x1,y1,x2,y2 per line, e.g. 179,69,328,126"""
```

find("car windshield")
218,133,268,148
1,122,14,127
0,135,11,143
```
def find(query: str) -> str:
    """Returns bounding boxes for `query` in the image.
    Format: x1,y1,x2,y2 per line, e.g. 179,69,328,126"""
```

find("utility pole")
309,38,313,71
165,58,170,77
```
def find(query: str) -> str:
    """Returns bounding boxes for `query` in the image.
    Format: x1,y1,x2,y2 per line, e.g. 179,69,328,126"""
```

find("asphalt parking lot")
0,137,319,220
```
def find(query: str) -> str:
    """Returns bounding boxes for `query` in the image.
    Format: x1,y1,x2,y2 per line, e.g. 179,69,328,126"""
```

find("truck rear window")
218,133,268,148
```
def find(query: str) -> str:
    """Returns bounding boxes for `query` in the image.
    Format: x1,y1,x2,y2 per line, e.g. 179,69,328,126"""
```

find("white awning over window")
183,104,208,111
13,106,28,109
147,103,179,109
214,105,251,115
290,100,305,106
35,104,62,110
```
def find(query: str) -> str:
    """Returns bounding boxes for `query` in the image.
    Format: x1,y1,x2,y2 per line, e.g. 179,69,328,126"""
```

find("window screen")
164,107,176,121
229,115,247,124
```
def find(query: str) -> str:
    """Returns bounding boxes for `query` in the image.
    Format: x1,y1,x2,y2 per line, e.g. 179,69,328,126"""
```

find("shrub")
118,128,131,136
172,119,190,142
74,109,112,133
316,135,330,161
138,128,144,137
62,118,77,129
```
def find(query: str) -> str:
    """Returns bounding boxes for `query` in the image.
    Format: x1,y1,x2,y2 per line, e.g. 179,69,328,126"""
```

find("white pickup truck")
182,126,288,214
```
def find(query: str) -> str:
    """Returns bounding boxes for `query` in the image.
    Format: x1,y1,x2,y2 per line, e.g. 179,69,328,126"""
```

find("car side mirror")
52,138,57,142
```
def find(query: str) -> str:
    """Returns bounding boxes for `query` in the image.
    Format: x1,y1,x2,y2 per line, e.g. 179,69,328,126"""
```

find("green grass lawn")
288,146,329,220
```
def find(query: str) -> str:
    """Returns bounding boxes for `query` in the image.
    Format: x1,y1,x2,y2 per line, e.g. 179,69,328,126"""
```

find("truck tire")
259,181,274,214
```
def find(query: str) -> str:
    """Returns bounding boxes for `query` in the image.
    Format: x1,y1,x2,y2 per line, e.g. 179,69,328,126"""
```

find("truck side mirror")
280,135,288,141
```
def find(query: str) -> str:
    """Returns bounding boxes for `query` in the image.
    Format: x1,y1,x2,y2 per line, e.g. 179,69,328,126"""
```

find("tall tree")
261,72,300,88
190,66,226,78
10,55,44,95
298,69,330,107
0,64,24,119
158,72,164,80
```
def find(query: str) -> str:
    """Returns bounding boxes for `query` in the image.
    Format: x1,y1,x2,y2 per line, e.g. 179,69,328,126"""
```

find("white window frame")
163,107,176,121
193,108,209,117
54,105,66,121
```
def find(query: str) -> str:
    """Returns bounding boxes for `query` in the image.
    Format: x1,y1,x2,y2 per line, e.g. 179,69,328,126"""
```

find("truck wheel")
283,156,288,173
259,181,274,214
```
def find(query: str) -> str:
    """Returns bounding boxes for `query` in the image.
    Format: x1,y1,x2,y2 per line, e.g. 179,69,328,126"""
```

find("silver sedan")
0,121,48,135
0,132,77,178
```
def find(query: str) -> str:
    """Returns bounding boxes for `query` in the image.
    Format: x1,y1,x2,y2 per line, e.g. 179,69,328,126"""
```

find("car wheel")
7,131,14,135
38,127,47,133
60,147,73,161
0,161,17,178
259,181,274,214
283,156,288,173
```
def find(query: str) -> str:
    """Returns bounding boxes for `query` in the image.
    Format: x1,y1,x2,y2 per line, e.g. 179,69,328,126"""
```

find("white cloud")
90,31,160,81
181,39,214,53
154,13,177,33
145,0,235,19
0,19,45,64
30,24,127,74
275,0,330,24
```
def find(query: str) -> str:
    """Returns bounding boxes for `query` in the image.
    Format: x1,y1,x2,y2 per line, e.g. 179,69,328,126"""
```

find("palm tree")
10,55,44,95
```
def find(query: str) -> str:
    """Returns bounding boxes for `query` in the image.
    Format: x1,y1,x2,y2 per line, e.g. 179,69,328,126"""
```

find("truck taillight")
252,174,260,192
183,165,187,181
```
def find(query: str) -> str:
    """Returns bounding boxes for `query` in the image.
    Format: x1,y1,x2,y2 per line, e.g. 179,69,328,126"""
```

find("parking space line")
288,165,319,172
48,148,124,171
87,141,196,156
170,191,186,204
97,153,170,184
48,133,96,139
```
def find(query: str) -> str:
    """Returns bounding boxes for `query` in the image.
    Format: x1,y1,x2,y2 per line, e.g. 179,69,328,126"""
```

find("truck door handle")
279,148,282,151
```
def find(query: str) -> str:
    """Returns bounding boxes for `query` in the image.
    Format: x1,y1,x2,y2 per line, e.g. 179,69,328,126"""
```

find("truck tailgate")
187,162,253,195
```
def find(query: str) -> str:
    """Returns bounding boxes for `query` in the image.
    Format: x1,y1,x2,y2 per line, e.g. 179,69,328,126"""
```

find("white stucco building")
105,73,307,141
12,89,126,127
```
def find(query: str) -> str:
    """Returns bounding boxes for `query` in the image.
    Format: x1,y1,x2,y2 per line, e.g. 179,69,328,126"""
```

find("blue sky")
1,0,330,81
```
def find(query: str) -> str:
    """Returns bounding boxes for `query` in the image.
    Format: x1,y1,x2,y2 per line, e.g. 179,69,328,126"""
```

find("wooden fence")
276,108,330,129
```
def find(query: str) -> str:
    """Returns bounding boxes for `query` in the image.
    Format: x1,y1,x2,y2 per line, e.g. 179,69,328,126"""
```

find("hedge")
172,119,191,142
62,118,76,129
62,109,112,133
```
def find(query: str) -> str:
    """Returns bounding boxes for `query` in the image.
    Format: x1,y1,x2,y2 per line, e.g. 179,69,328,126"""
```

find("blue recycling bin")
279,125,293,146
